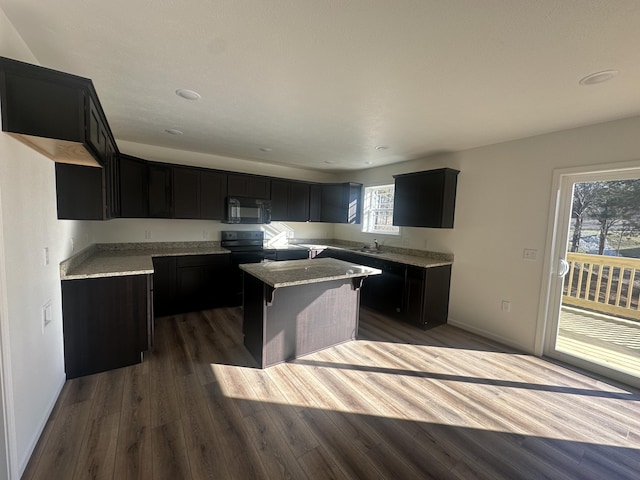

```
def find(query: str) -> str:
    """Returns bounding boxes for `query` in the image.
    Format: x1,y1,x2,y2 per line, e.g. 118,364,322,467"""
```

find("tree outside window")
362,185,400,235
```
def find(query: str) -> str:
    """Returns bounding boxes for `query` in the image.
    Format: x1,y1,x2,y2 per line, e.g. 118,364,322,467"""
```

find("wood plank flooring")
22,307,640,479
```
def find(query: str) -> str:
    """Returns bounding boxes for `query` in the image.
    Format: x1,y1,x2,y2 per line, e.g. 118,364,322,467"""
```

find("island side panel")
242,272,268,368
263,279,360,368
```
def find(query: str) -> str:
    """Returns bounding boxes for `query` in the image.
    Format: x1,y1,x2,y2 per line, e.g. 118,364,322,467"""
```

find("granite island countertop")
239,258,382,288
60,242,231,280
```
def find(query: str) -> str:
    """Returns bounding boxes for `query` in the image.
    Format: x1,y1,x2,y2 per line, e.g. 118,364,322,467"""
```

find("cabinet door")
0,62,84,142
61,275,149,379
152,256,177,317
393,169,459,228
309,184,322,222
148,163,172,218
270,180,289,221
404,265,451,328
288,181,310,221
227,174,270,199
120,154,148,217
176,254,232,311
55,163,104,220
173,167,201,218
105,140,120,218
319,183,361,223
87,97,106,162
200,171,227,220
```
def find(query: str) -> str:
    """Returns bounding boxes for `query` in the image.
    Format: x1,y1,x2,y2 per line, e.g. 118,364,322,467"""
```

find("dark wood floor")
22,307,640,479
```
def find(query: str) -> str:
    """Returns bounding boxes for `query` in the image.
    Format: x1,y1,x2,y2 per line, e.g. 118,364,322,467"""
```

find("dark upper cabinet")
55,153,121,220
173,166,201,219
200,170,227,220
1,56,122,220
105,141,120,218
227,173,271,199
119,154,149,218
393,168,459,228
309,184,322,222
271,180,310,222
319,182,362,224
173,166,227,220
55,163,105,220
148,162,173,218
0,56,118,168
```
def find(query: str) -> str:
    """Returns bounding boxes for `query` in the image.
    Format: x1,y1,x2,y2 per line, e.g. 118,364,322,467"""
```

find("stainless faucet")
374,239,379,251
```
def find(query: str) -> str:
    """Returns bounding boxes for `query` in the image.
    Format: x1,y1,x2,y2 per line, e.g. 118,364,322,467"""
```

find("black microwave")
223,197,272,224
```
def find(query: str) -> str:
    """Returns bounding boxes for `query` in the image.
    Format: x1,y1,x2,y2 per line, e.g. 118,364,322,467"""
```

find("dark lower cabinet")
176,254,232,312
153,254,232,316
318,248,451,329
152,256,177,317
61,274,152,379
405,265,451,328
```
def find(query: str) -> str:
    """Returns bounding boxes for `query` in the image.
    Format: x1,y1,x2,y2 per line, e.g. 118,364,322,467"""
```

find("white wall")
0,8,93,477
337,116,640,352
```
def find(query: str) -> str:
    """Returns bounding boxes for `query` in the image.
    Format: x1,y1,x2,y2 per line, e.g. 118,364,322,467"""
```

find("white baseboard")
447,317,534,354
18,374,65,477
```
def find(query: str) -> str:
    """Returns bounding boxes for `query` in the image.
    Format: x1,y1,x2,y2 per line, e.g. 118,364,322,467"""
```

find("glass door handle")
558,259,570,277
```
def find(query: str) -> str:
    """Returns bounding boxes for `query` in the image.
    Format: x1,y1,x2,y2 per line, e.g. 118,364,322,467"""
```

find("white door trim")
535,158,640,387
0,183,18,479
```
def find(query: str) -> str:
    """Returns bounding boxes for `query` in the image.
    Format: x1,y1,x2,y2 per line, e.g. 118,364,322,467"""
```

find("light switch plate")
523,249,537,261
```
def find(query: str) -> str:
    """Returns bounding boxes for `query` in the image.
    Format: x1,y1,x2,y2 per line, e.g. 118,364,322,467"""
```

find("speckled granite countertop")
60,242,230,280
296,242,453,269
61,240,453,281
239,258,382,288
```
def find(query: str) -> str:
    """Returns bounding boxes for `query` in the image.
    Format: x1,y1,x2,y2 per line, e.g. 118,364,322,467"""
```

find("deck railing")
563,252,640,321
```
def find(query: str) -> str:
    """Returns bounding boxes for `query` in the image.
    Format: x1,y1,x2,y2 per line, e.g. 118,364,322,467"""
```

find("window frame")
361,184,400,235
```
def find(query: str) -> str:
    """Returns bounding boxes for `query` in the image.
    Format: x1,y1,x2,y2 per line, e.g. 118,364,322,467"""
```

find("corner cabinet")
61,274,153,379
0,56,121,219
393,168,459,228
0,56,108,166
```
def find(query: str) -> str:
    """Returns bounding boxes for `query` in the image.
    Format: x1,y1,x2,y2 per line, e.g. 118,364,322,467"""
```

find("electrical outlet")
203,231,209,239
523,249,537,261
501,300,511,312
43,247,49,266
145,230,152,240
70,238,75,252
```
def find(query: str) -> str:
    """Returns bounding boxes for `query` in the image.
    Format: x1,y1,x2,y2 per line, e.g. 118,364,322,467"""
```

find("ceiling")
2,1,639,171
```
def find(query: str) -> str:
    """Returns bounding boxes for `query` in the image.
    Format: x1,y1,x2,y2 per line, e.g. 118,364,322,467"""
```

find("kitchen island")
239,258,381,368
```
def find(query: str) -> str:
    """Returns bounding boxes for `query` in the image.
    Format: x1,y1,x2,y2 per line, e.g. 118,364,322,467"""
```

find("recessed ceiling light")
165,128,183,135
365,161,374,165
578,70,619,86
324,160,336,164
175,89,202,100
375,145,389,150
259,147,272,152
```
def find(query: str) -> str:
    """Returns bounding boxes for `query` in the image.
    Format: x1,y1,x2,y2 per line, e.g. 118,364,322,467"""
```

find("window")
362,184,400,234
